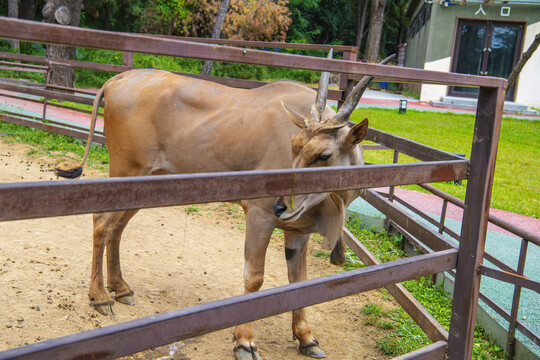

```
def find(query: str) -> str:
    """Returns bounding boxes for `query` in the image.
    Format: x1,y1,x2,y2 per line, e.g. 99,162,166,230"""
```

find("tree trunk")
42,0,83,89
8,0,19,52
20,0,38,20
365,0,387,62
355,0,369,60
507,32,540,90
201,0,231,76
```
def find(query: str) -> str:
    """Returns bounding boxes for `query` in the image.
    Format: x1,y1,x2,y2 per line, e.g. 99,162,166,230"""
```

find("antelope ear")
282,101,307,129
345,118,369,148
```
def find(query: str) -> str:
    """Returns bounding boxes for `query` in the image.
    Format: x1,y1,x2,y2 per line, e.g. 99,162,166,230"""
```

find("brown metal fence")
0,17,537,360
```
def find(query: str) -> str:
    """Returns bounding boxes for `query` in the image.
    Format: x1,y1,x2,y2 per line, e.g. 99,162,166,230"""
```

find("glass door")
450,20,523,100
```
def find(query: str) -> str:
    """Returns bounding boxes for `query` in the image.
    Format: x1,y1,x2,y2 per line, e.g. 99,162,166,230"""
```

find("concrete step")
431,96,540,116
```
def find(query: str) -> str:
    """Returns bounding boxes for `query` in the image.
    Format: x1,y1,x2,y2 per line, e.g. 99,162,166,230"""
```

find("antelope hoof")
299,343,326,358
115,292,135,305
94,302,115,316
234,346,262,360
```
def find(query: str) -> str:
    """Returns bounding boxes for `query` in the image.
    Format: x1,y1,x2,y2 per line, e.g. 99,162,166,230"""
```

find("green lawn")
350,108,539,218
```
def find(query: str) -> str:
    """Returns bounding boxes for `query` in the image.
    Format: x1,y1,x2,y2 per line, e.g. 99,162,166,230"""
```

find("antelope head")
274,50,388,223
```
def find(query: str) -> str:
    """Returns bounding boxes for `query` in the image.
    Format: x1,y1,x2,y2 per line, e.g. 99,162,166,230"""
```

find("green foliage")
351,108,539,218
287,0,321,43
139,0,194,35
380,0,410,58
82,0,145,32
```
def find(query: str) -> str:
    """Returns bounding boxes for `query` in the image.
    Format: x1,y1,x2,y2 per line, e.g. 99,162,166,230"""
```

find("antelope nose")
274,201,287,217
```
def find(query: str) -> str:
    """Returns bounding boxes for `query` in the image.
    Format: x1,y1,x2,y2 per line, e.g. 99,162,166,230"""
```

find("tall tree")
19,0,39,20
364,0,387,62
356,0,369,59
200,0,230,76
42,0,83,88
8,0,19,51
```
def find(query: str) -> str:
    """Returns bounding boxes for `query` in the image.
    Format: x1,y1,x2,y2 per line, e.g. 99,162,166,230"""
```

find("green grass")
344,220,507,359
350,108,539,218
0,121,109,169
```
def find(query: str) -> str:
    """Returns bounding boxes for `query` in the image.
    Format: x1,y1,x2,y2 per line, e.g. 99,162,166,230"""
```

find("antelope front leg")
234,205,275,360
284,231,326,358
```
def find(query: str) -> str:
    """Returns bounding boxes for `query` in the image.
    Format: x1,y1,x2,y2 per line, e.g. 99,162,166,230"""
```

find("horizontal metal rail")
161,35,357,52
366,128,466,162
378,191,520,276
478,266,540,294
0,18,507,88
418,183,540,247
393,341,448,360
361,189,458,252
0,114,106,144
0,249,458,360
343,228,449,342
0,160,467,221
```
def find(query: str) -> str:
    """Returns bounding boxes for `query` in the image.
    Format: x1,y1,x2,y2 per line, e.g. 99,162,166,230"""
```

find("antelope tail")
54,86,106,179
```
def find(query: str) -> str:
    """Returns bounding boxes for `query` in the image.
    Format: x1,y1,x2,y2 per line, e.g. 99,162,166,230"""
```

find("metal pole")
507,238,529,358
447,85,506,359
338,49,357,109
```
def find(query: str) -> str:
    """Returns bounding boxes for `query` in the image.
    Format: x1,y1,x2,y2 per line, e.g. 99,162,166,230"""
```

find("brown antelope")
55,52,392,360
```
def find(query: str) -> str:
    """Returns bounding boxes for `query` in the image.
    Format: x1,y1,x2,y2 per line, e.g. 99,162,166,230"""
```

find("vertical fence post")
447,85,506,359
388,150,400,202
123,52,133,67
338,48,358,110
438,200,448,234
42,66,50,121
507,238,529,359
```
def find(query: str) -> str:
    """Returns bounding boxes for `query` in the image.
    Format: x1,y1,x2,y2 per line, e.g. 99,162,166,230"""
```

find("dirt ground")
0,137,394,360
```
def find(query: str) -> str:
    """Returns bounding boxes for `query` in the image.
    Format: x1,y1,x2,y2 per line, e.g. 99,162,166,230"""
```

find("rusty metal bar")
0,18,507,87
392,341,447,360
366,128,466,162
0,60,48,69
343,228,449,342
0,114,106,145
0,65,47,73
338,49,357,109
362,190,457,252
0,160,467,221
388,193,461,241
478,266,539,294
0,50,132,73
0,90,99,116
388,151,400,202
164,35,357,52
42,67,50,121
0,249,458,360
439,200,448,235
381,193,519,277
0,81,96,106
447,85,505,359
417,183,540,247
507,239,529,358
479,291,540,347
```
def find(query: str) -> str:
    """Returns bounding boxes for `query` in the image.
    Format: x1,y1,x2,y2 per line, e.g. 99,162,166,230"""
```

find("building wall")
517,21,540,107
406,1,540,107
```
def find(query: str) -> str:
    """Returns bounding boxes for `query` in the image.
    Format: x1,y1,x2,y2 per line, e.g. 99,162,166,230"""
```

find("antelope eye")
315,153,331,162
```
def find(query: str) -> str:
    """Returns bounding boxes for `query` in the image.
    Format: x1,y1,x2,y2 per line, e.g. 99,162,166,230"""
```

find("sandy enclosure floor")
0,138,394,360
